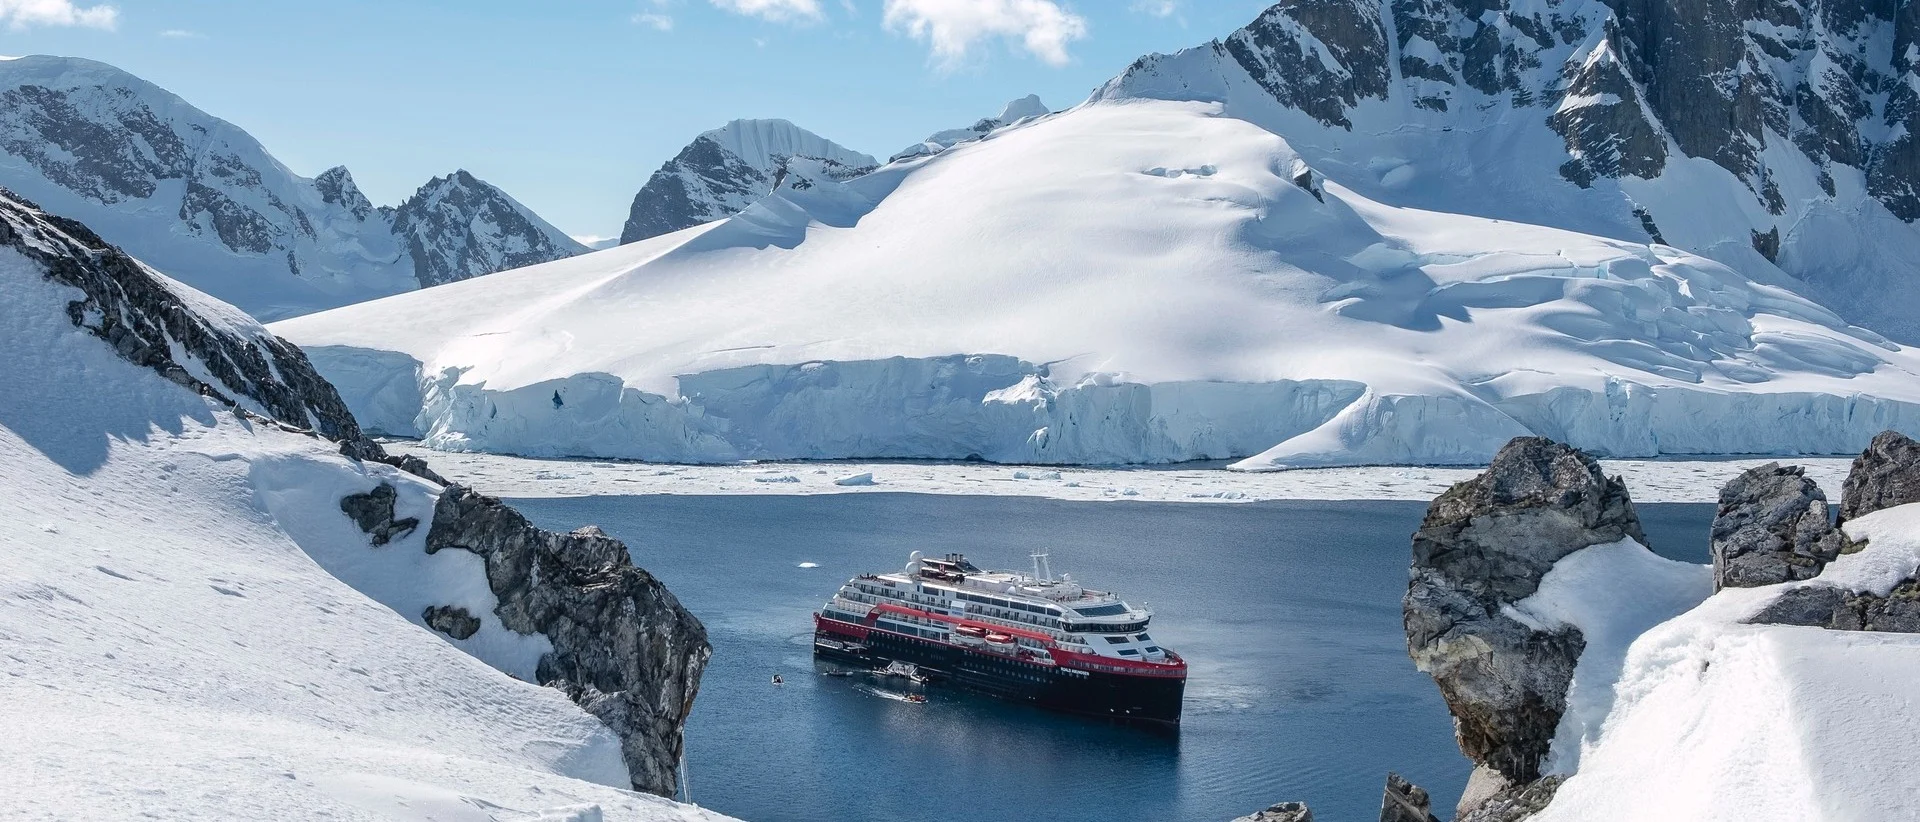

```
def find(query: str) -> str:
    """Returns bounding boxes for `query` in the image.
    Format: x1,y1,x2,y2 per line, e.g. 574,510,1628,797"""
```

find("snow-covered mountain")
389,170,587,288
0,188,717,817
274,86,1920,468
1099,0,1920,343
888,94,1050,162
619,119,877,244
0,55,582,319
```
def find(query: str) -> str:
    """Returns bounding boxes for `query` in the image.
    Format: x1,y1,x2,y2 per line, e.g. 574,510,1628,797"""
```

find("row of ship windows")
1102,633,1154,645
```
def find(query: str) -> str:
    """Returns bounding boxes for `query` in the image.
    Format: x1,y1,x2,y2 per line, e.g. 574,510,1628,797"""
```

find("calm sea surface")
510,494,1714,822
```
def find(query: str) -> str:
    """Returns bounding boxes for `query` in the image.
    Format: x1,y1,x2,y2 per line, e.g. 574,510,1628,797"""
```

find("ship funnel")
907,550,924,575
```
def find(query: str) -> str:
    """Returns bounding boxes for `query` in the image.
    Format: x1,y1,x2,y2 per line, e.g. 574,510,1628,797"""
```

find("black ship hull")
815,625,1185,728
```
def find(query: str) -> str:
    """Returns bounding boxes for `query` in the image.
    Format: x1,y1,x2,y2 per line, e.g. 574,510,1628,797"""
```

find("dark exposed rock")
339,482,420,546
423,605,481,640
1750,227,1781,263
1455,774,1566,822
1710,463,1842,590
426,485,710,797
1380,772,1441,822
1548,35,1668,185
1231,800,1312,822
1225,0,1391,130
1837,430,1920,526
1407,436,1644,784
1750,580,1920,633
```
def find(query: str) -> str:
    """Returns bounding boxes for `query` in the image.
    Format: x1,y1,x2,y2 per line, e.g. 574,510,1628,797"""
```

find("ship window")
1135,634,1151,642
1070,603,1128,617
1103,636,1128,644
1117,649,1140,656
1145,646,1161,653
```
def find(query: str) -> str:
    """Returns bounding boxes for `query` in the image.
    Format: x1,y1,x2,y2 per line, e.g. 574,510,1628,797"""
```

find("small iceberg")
834,472,877,486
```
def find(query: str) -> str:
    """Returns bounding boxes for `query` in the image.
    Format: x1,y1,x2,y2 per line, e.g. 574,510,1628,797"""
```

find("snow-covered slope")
0,191,721,819
1518,503,1920,821
887,94,1050,162
275,97,1920,468
618,119,877,243
0,55,582,319
389,170,587,288
1098,0,1920,344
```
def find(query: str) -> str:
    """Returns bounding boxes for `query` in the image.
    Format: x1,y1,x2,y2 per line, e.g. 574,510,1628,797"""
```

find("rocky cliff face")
1101,0,1920,343
1406,437,1644,786
0,56,581,319
425,486,709,797
387,170,585,288
4,187,707,798
620,118,877,244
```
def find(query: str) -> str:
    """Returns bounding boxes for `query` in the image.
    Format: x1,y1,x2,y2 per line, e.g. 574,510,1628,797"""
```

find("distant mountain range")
0,55,583,320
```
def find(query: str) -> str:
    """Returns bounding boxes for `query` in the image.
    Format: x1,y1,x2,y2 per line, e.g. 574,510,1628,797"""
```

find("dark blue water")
511,494,1714,822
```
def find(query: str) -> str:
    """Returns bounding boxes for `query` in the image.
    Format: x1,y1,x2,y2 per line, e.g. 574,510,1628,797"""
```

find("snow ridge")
888,95,1052,162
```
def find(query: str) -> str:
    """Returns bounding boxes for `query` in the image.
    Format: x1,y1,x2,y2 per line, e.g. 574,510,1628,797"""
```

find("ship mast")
1030,548,1053,583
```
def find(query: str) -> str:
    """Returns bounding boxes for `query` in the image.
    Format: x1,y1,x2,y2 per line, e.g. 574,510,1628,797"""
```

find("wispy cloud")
709,0,823,24
882,0,1087,68
1131,0,1177,17
0,0,118,30
158,28,202,38
630,11,673,30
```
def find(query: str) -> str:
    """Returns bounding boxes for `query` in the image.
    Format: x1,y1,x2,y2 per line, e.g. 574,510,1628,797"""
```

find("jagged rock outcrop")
1838,430,1920,525
0,56,581,319
1710,463,1843,590
1231,801,1313,822
620,119,876,243
1380,772,1442,822
1406,436,1644,784
426,485,709,797
11,186,709,798
423,605,481,640
338,482,419,546
386,170,586,288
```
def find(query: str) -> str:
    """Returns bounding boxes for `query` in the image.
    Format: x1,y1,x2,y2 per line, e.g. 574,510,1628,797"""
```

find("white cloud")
709,0,823,24
0,0,118,30
1131,0,1177,17
631,11,673,30
882,0,1087,67
158,28,202,38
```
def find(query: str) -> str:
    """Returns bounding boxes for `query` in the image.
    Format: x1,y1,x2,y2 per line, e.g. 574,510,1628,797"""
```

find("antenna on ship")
1031,548,1053,583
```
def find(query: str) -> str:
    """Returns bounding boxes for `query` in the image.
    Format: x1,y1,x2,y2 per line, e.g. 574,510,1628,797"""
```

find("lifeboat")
955,625,987,638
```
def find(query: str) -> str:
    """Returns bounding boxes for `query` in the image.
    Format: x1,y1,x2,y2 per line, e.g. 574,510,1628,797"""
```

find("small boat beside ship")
813,550,1186,727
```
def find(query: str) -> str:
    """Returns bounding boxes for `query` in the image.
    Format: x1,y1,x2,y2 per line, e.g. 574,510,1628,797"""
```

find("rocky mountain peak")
0,56,584,319
619,119,876,244
386,169,585,289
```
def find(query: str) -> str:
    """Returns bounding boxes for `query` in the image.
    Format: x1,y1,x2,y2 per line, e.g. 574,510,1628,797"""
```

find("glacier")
275,98,1920,469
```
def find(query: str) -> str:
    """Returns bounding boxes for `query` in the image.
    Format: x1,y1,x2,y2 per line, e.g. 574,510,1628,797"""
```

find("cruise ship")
812,551,1186,726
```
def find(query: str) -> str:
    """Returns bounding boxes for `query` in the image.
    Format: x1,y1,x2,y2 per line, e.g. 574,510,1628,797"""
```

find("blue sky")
0,0,1274,239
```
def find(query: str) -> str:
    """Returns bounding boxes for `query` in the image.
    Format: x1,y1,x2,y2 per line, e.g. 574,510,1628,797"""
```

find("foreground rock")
426,486,709,796
1839,431,1920,525
6,188,709,798
1380,772,1442,822
1231,801,1313,822
1710,463,1842,590
1406,437,1644,784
